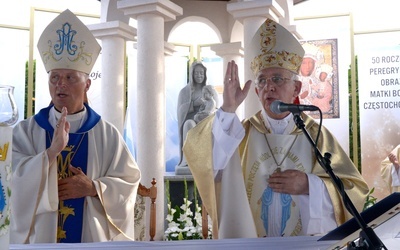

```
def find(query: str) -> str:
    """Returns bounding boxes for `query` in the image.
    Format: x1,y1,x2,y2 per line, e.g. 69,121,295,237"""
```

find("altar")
8,236,400,250
8,194,400,249
9,236,336,250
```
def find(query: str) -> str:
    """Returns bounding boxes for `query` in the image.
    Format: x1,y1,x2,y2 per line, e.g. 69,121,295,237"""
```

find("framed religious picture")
299,39,339,119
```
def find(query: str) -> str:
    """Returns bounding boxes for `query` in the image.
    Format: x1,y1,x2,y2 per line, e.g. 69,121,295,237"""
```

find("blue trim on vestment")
34,103,100,133
34,103,100,242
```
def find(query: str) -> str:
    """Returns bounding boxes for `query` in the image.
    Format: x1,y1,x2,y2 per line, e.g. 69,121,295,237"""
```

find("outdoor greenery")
348,56,361,171
24,60,36,119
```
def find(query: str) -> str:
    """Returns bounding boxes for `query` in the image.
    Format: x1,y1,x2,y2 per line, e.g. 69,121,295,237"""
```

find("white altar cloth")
10,235,400,249
9,236,332,250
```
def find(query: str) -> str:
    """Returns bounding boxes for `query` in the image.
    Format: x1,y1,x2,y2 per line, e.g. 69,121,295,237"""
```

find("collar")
261,109,295,135
50,106,87,133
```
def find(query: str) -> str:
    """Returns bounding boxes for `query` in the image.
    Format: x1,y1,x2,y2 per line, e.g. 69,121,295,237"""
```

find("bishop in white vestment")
10,9,141,243
183,19,369,239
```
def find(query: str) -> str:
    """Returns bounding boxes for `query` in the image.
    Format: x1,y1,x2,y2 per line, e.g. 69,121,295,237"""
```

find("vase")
0,85,17,248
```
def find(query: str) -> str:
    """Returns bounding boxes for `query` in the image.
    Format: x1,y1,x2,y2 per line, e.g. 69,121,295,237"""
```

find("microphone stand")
292,113,386,250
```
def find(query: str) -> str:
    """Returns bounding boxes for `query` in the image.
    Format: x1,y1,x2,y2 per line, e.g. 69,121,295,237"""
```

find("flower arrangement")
164,178,212,240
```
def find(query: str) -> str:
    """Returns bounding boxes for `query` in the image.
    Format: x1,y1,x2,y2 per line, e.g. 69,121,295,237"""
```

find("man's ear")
293,80,302,97
86,78,91,91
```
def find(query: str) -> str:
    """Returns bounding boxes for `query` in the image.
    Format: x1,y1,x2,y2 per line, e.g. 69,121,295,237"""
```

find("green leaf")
178,232,184,240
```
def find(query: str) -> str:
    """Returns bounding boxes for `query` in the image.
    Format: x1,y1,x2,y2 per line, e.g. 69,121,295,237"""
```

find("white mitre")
249,19,305,76
37,9,101,74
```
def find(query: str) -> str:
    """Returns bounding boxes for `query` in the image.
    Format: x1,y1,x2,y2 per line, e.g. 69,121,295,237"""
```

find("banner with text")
358,46,400,199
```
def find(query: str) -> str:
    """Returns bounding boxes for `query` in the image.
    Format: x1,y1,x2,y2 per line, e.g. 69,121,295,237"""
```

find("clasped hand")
268,169,309,195
58,165,97,200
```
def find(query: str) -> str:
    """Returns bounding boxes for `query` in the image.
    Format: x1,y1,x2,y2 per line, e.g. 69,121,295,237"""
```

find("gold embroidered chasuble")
184,111,369,239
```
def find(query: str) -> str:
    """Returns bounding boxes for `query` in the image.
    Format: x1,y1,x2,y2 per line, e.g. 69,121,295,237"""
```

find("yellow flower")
57,226,66,240
59,205,75,225
59,206,75,217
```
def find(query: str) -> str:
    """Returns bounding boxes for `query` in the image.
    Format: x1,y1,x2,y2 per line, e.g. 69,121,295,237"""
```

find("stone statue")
176,61,218,175
194,85,217,123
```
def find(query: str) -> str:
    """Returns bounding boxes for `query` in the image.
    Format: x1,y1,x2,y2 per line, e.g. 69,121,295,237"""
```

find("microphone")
270,100,319,114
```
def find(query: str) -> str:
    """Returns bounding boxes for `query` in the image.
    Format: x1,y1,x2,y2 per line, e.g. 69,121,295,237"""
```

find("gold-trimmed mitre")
250,19,304,75
37,9,101,74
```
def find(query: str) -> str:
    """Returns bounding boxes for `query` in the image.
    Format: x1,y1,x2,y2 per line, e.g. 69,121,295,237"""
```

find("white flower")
180,202,192,212
177,213,187,222
184,218,193,227
168,222,179,230
194,212,202,222
166,214,174,223
195,203,201,213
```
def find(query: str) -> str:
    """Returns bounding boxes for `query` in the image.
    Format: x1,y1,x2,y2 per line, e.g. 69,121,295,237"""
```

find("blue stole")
34,103,100,243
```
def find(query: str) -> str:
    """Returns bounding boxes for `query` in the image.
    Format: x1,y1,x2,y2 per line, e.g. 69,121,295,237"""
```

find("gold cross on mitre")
0,142,9,161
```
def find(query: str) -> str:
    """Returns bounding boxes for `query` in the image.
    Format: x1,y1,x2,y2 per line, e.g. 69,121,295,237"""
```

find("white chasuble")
11,105,140,243
244,129,312,237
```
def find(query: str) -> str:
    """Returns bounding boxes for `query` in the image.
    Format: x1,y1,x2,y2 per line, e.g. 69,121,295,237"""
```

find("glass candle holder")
0,85,15,248
0,85,18,126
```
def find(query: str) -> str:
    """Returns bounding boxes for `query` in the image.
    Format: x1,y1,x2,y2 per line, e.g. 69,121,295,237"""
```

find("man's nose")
265,82,276,92
56,77,67,87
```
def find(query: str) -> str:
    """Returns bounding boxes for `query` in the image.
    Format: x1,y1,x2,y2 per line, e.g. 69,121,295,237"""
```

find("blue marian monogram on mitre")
54,23,78,57
42,22,93,65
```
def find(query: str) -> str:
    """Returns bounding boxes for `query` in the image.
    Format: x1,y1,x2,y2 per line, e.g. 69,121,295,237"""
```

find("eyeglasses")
255,76,292,89
50,75,80,84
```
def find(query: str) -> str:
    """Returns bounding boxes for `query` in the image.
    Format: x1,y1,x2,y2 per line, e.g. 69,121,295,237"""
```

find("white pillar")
227,0,297,119
209,42,245,118
118,0,183,240
210,42,244,77
89,21,136,133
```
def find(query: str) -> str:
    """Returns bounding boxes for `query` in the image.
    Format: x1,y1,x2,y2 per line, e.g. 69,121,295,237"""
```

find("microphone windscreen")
270,100,282,114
